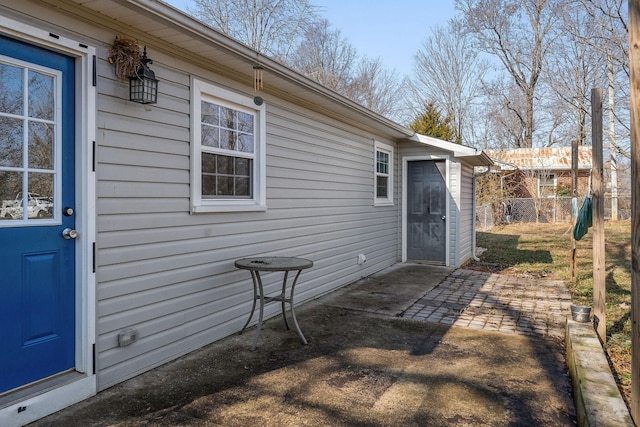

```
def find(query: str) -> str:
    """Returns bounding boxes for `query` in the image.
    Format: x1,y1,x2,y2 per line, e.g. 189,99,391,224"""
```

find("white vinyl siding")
95,57,400,389
449,160,461,266
459,164,475,265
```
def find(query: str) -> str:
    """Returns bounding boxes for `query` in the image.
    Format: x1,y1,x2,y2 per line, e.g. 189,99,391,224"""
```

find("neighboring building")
485,147,592,223
487,147,592,198
0,1,491,424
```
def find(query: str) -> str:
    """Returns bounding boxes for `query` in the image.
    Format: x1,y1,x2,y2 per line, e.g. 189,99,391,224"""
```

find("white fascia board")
409,134,492,166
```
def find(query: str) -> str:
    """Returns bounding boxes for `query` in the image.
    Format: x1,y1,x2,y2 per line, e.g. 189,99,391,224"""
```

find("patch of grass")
473,220,632,405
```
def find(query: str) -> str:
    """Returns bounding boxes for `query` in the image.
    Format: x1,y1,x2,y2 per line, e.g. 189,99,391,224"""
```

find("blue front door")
0,35,76,393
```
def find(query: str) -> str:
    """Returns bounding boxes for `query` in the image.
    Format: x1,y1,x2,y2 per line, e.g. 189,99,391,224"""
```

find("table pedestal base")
239,269,307,351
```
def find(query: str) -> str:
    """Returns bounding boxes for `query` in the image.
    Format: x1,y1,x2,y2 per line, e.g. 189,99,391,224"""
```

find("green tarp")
573,196,592,241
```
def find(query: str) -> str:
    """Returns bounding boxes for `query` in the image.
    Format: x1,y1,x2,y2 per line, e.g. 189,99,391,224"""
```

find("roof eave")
409,134,493,166
61,0,413,140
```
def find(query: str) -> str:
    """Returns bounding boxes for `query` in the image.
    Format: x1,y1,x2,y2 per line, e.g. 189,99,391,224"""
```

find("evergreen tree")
409,102,459,143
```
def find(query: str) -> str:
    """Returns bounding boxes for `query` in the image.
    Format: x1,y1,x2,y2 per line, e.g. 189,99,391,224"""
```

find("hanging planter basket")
108,36,143,80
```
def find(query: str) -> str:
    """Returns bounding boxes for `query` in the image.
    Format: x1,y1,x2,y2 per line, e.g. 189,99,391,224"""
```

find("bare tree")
483,77,529,148
456,0,561,148
519,168,549,223
476,170,517,224
290,20,403,121
188,0,319,61
288,19,356,94
409,20,488,144
349,57,404,120
573,0,630,159
545,1,606,148
576,0,628,75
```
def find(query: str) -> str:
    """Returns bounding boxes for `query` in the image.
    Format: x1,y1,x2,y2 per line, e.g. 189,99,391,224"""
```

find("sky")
162,0,458,79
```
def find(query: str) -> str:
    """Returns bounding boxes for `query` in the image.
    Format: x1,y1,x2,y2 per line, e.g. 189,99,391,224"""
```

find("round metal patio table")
235,256,313,350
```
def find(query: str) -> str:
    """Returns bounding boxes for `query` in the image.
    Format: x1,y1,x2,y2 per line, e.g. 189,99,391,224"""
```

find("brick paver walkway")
402,269,572,339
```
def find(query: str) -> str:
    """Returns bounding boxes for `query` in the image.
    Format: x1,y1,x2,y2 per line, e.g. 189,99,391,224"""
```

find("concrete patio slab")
30,264,578,427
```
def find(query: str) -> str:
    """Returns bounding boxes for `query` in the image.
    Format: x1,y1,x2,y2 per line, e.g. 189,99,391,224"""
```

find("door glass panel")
0,62,23,115
0,116,23,167
28,121,54,169
28,70,54,120
0,170,22,220
28,172,53,219
0,59,59,225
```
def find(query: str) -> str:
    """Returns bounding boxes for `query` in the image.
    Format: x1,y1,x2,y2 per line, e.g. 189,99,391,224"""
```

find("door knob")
62,228,78,239
441,215,446,221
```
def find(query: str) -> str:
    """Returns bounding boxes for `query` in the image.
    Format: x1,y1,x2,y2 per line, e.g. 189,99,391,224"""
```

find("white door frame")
0,15,97,426
402,155,451,266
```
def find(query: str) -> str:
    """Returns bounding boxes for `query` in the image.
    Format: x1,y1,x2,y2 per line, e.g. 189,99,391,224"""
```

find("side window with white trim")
538,173,556,198
190,79,266,212
374,141,393,206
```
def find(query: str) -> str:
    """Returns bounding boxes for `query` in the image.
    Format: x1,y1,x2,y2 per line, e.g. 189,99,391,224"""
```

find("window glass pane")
540,175,554,186
235,157,250,175
235,177,250,196
201,124,219,148
201,101,219,125
202,174,216,198
28,70,54,120
217,175,233,195
217,154,234,174
376,150,389,174
236,112,253,132
28,172,53,219
28,121,54,169
0,116,23,167
236,133,254,153
220,129,236,150
220,106,235,129
202,152,217,173
0,62,23,115
377,176,388,198
539,174,555,196
0,170,22,220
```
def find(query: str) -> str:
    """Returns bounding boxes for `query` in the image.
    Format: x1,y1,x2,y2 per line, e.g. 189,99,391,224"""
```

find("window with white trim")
538,173,556,197
191,79,266,212
374,141,393,205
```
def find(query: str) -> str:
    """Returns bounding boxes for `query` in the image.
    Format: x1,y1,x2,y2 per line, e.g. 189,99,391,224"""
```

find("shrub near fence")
476,197,631,230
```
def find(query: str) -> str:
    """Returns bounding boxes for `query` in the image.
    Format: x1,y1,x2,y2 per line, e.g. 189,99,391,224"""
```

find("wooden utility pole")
609,56,619,221
592,88,606,344
571,139,578,283
629,0,640,421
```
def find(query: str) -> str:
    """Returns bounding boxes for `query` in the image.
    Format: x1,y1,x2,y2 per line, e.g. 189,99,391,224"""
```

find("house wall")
459,164,475,266
512,171,590,198
6,2,402,391
449,160,461,266
97,71,401,389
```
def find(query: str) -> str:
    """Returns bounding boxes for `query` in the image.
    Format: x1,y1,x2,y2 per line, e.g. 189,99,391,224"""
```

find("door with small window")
0,35,76,393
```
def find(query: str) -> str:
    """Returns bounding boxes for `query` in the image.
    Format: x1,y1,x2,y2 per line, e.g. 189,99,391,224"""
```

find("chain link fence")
477,196,631,230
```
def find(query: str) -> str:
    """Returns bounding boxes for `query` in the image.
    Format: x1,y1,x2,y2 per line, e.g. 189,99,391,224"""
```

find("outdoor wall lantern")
129,47,158,104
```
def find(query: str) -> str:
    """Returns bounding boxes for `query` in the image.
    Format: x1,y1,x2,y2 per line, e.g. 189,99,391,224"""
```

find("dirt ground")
32,265,576,426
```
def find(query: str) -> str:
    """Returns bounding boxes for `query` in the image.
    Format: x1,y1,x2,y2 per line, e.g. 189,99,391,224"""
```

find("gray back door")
407,160,446,262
